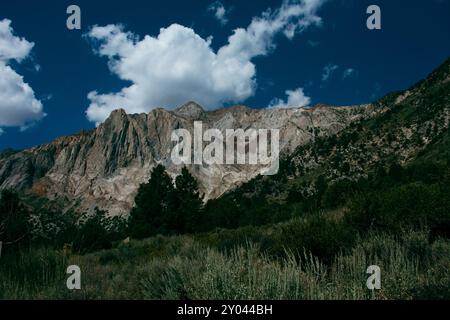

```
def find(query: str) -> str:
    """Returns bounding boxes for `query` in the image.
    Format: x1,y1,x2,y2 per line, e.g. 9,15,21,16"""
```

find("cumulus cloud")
0,64,45,127
321,63,339,82
0,19,44,130
85,0,326,124
208,1,229,25
0,19,34,63
269,87,311,108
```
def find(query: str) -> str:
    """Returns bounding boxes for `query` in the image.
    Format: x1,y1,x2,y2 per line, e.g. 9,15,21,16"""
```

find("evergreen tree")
0,190,30,251
73,208,112,253
315,175,328,208
173,167,203,233
129,164,175,238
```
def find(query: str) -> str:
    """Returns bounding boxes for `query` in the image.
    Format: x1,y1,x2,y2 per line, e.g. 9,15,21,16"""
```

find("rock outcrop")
0,102,374,215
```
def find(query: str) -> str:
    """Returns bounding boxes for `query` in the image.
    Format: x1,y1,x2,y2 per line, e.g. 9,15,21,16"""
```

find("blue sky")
0,0,449,150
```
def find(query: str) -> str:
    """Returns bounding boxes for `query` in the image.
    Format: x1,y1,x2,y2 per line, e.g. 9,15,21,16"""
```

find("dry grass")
1,230,449,300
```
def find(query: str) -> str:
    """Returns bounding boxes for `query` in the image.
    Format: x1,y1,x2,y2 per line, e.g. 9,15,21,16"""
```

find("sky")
0,0,449,150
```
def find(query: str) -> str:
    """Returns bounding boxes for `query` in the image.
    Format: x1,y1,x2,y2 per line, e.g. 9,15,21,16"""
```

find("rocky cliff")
0,102,375,215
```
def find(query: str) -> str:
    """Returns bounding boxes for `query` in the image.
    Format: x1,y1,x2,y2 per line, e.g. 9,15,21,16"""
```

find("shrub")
0,190,31,253
72,209,128,254
276,215,356,264
345,182,450,236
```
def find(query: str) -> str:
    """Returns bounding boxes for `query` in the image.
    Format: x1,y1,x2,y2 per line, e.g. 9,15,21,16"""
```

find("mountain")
2,57,448,217
0,102,373,215
211,57,450,217
1,58,449,301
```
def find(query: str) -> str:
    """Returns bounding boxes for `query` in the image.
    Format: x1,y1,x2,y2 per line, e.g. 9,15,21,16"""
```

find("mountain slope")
210,57,450,221
0,102,372,215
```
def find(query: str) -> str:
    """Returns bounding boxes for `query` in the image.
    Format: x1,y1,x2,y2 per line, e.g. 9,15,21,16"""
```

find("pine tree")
129,164,175,238
73,208,112,253
173,167,203,233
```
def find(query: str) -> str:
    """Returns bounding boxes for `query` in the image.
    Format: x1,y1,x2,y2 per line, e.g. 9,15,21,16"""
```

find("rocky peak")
174,101,205,119
107,108,127,119
105,108,128,122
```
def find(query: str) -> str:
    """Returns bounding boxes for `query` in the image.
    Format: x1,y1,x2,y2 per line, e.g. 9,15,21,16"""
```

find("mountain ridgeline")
0,57,449,220
0,100,373,215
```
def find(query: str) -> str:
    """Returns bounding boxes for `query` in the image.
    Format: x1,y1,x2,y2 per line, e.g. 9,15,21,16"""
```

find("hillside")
206,57,450,227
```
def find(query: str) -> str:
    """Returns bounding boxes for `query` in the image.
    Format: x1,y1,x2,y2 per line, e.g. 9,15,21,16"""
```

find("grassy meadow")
1,215,449,300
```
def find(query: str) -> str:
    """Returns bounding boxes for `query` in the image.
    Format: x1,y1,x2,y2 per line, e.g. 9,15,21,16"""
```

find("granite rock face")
0,102,373,215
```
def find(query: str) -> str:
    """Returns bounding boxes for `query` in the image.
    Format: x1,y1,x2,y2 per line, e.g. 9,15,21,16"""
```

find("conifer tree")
173,167,203,233
129,164,175,238
0,190,30,251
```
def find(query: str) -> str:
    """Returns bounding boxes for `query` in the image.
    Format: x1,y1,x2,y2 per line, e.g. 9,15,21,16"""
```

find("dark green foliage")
345,181,450,237
0,191,128,255
203,196,242,230
321,178,355,208
0,190,30,252
314,174,328,207
129,164,175,238
275,215,356,263
388,163,404,182
196,214,357,265
172,167,203,233
0,247,68,299
72,208,127,254
129,165,203,238
30,207,77,247
194,156,450,272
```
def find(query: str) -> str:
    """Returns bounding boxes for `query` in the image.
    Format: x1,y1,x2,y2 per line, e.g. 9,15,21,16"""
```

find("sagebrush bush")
1,230,449,299
138,230,450,300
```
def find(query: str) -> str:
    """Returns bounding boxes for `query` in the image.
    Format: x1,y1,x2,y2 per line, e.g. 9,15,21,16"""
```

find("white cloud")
208,1,229,25
321,63,339,82
0,19,45,130
0,19,34,63
0,63,45,128
269,87,311,108
342,68,356,79
85,0,326,124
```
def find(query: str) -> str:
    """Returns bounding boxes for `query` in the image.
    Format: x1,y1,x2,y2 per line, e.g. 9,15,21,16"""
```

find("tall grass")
0,247,68,299
1,230,449,299
139,231,450,300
